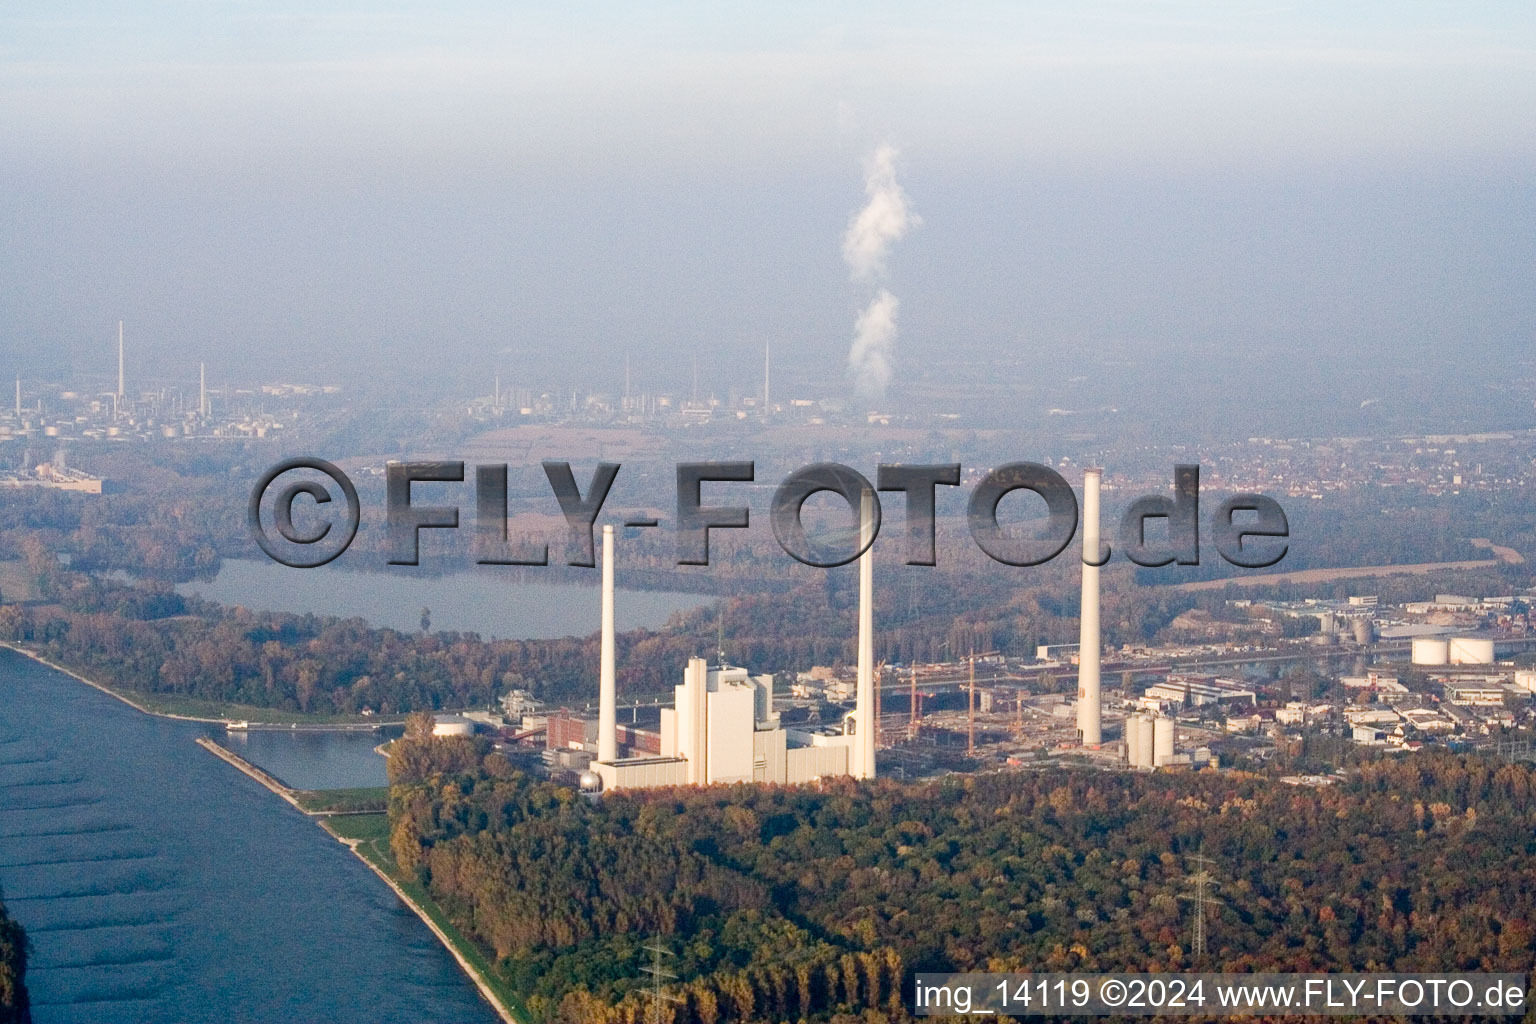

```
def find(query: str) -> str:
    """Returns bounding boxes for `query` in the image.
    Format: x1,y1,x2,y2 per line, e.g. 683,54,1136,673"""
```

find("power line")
640,941,682,1024
1178,849,1225,960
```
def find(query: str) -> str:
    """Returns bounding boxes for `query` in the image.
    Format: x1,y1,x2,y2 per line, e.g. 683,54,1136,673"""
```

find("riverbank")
0,642,404,728
192,735,522,1024
325,816,525,1024
1,641,227,722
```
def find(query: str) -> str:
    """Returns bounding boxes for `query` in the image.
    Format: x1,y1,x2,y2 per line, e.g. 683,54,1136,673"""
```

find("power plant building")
591,657,855,790
589,523,867,793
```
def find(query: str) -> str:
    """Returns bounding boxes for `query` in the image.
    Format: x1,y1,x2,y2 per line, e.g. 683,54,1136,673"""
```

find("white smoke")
841,144,916,282
842,144,916,400
849,289,899,401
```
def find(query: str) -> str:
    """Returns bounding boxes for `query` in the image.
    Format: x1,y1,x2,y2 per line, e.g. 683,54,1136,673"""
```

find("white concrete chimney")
1076,468,1102,747
853,488,876,779
598,524,617,763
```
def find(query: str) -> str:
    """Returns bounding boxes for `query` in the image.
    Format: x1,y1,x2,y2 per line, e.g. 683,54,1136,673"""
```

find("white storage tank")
1448,637,1495,665
1136,715,1156,769
1153,716,1175,767
431,714,475,737
1126,714,1143,767
1411,637,1449,666
1515,670,1536,693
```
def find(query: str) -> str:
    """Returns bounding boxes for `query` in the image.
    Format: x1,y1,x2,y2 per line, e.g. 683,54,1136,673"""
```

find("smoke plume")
842,144,916,401
849,290,900,400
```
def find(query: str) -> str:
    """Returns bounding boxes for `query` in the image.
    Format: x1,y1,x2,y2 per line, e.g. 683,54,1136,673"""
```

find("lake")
0,649,500,1023
177,558,713,639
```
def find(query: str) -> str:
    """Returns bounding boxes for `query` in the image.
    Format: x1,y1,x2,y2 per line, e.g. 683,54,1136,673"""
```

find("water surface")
0,649,499,1024
214,728,399,790
179,558,711,639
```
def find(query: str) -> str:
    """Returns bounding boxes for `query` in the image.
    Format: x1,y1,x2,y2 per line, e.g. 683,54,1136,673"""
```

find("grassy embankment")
322,813,529,1022
124,691,401,725
3,639,403,725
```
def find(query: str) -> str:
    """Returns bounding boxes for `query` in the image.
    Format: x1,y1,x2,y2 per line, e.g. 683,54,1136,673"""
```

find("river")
0,648,500,1024
177,558,713,639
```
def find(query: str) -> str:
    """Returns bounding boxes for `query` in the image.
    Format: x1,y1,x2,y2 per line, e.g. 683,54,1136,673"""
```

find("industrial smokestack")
763,341,771,414
1076,468,1103,747
853,488,876,779
599,524,618,763
117,321,125,401
199,362,207,417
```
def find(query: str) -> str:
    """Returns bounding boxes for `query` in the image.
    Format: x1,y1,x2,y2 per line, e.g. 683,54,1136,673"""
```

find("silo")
1137,715,1156,769
1126,714,1143,767
1153,716,1175,767
1352,618,1375,645
1514,670,1536,693
1411,637,1449,666
1448,637,1494,665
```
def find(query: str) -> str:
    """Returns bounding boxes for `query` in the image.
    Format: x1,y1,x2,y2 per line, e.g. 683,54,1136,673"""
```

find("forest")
385,738,1536,1024
0,893,27,1024
0,556,1199,713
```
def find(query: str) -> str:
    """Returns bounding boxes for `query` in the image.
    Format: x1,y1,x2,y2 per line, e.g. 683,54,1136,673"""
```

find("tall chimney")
853,488,876,779
199,362,207,417
763,341,771,414
14,378,19,418
117,321,125,401
1076,468,1103,747
598,524,618,763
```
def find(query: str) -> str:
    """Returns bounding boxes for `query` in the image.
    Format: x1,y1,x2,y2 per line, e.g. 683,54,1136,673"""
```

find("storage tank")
1153,716,1175,767
1352,618,1375,645
1448,637,1495,665
1515,670,1536,693
431,714,475,737
1126,714,1143,767
1411,637,1449,666
1136,715,1156,769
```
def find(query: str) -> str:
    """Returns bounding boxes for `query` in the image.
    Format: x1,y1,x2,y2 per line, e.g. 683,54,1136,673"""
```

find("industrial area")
419,469,1536,793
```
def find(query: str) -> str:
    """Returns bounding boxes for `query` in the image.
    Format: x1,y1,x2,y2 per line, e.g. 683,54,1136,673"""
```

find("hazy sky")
3,2,1533,417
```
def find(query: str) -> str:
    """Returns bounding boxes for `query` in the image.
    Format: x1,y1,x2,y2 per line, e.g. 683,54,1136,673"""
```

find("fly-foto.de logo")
249,459,1288,572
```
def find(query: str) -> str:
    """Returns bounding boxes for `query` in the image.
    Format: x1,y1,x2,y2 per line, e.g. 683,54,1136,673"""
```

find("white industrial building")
589,511,875,793
1443,684,1508,707
1143,677,1257,707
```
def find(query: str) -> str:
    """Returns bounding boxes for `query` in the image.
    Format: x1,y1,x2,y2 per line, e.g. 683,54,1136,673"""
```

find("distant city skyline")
3,2,1533,433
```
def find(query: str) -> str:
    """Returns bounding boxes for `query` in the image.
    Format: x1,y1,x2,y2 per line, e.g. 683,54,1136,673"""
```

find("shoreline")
191,734,521,1024
0,641,229,723
0,642,402,729
193,737,310,812
3,639,521,1023
330,832,523,1024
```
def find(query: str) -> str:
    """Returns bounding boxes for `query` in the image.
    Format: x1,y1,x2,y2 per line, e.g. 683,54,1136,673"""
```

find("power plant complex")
590,513,877,791
588,474,1109,792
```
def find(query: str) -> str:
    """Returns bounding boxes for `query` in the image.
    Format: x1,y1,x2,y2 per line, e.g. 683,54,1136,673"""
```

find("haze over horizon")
3,2,1533,437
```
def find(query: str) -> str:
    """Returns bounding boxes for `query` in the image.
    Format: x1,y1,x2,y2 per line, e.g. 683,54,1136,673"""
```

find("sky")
2,2,1533,424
